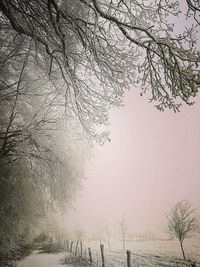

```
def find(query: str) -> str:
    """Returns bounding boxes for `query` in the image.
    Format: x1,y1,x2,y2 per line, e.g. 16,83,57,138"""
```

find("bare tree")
167,200,198,260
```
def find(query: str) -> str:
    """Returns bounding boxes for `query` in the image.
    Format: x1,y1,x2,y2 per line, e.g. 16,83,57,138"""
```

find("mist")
1,0,200,266
63,89,200,237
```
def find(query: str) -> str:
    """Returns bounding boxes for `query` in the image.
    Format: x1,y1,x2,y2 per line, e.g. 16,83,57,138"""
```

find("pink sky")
64,89,200,235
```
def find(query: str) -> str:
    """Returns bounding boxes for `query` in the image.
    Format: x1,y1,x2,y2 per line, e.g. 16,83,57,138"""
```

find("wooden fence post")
100,244,105,267
70,241,73,253
80,241,83,256
75,241,79,256
127,250,131,267
66,240,69,251
58,234,61,248
88,248,92,264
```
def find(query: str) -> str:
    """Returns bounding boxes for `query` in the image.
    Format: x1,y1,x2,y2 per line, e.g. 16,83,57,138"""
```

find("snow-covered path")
14,251,72,267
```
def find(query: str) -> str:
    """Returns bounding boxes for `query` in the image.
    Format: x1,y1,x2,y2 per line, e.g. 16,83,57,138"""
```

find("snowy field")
81,237,200,267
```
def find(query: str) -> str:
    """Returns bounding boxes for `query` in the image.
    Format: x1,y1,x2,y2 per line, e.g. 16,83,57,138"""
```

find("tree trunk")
180,240,186,260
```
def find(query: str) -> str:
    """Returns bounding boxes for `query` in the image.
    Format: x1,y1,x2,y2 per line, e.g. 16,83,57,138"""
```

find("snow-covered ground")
14,251,69,267
81,236,200,266
13,236,200,267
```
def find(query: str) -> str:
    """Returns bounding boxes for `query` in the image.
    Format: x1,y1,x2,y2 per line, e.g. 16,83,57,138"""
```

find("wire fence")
58,239,199,267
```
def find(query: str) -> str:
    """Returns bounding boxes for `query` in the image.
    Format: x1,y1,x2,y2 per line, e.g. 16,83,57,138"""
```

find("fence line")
60,239,137,266
59,239,198,267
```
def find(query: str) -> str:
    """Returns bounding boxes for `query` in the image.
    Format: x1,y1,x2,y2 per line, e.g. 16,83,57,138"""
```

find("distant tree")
120,216,127,250
76,229,84,242
105,228,111,249
167,200,198,260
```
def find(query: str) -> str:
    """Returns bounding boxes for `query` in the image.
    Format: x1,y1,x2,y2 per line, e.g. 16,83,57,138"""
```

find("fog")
62,89,200,236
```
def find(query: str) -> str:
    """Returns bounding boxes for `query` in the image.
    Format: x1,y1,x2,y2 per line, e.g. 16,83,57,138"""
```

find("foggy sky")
64,90,200,235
